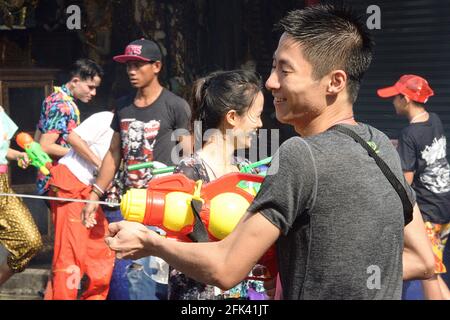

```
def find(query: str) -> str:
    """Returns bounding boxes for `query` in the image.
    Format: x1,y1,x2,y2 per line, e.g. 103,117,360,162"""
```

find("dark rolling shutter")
327,0,450,153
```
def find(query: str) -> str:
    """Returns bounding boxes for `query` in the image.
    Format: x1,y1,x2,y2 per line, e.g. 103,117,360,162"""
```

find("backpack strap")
330,125,413,225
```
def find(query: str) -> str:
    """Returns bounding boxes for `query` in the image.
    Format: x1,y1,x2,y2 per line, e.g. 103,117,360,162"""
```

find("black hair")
277,4,374,103
69,58,104,81
191,69,262,138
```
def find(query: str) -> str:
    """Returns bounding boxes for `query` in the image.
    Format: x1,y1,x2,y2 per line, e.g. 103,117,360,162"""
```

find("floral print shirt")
36,85,80,194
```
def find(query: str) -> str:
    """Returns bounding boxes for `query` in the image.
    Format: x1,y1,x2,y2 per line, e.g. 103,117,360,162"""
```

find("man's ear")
326,70,347,95
403,95,412,104
152,61,162,74
70,76,81,86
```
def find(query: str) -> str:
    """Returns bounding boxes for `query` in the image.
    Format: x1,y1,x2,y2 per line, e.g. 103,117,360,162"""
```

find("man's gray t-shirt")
248,123,415,300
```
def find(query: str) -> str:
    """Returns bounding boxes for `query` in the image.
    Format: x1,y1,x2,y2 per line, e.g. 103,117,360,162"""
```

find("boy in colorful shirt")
36,59,103,197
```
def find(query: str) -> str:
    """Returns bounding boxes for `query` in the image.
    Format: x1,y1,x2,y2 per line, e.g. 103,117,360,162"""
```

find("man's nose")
127,65,137,74
265,72,280,91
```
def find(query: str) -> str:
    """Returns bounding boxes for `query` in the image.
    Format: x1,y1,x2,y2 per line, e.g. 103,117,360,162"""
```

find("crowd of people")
0,4,449,300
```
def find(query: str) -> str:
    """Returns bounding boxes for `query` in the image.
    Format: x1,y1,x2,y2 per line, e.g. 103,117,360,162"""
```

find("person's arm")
33,129,41,142
39,132,70,158
82,132,121,228
179,134,193,158
422,276,444,300
67,131,102,168
106,211,280,289
6,148,28,165
397,130,416,183
174,99,192,158
37,100,74,159
404,171,414,185
403,203,435,280
106,138,312,288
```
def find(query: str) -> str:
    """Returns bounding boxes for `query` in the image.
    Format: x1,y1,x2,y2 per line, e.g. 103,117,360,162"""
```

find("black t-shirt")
111,88,191,189
397,112,450,224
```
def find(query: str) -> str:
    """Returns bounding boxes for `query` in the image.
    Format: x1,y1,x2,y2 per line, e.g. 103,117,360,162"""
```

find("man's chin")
275,113,291,124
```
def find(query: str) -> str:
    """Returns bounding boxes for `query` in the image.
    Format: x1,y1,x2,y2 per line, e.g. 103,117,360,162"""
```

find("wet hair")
191,69,262,138
277,4,374,103
69,58,104,81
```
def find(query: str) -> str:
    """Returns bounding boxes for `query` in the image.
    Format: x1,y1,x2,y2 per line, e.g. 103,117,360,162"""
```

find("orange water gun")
16,132,53,175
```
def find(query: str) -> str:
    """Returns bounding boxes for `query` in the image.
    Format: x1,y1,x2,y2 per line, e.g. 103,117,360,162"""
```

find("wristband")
93,183,104,195
91,186,103,198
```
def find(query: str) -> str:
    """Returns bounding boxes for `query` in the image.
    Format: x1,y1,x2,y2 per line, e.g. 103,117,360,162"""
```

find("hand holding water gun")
239,157,272,174
16,132,53,175
16,152,30,169
237,157,272,194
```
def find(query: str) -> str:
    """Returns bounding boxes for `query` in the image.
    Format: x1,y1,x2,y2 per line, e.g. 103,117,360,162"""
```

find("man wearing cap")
378,75,450,299
81,39,191,300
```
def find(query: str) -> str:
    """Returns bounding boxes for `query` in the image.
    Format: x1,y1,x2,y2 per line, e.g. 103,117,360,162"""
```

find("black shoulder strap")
330,125,413,226
187,199,210,242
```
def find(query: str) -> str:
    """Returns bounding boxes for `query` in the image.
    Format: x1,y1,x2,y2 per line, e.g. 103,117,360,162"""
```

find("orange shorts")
424,221,450,274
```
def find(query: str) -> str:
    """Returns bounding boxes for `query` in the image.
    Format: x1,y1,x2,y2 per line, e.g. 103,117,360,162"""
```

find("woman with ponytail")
168,69,266,300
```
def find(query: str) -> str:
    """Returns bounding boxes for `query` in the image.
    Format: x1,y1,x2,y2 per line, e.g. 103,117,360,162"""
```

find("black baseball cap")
113,39,162,64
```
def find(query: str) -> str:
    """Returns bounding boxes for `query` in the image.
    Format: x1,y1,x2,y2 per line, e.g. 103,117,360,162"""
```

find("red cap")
377,75,434,104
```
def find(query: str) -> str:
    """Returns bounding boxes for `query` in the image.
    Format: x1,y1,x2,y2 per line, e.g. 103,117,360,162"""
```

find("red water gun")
120,172,277,280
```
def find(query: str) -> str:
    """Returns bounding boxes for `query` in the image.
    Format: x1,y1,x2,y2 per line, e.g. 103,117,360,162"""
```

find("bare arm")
106,211,280,290
404,171,414,185
39,132,70,159
94,132,121,191
6,148,25,162
67,131,102,168
33,129,41,142
82,132,121,228
403,203,435,280
179,134,193,158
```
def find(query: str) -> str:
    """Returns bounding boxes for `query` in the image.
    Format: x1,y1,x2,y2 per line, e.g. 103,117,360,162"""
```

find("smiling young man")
103,6,434,300
36,59,103,197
